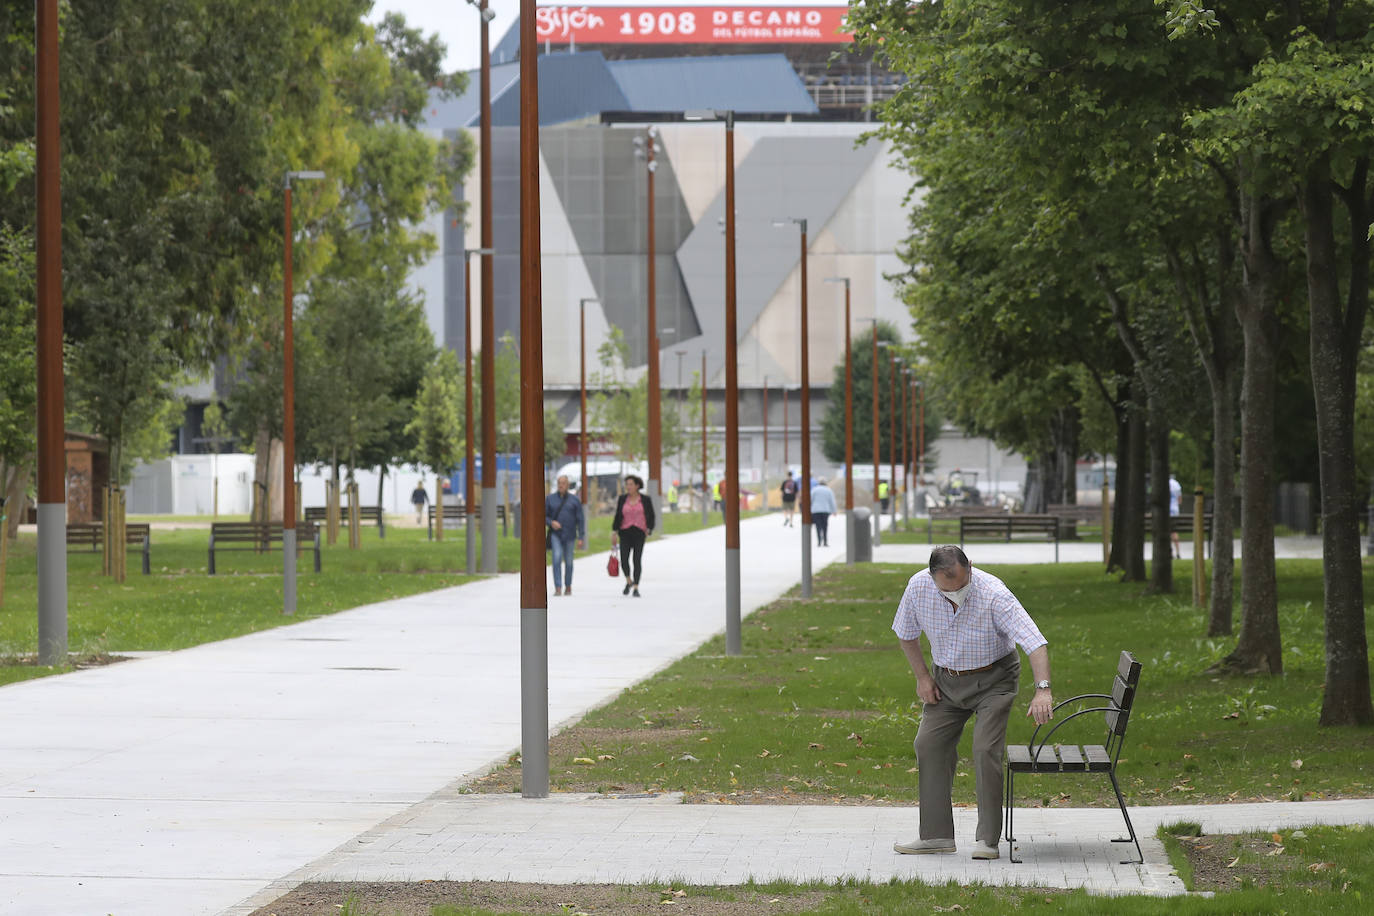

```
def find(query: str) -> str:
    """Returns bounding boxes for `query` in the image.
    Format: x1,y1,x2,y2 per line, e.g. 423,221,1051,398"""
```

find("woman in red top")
611,474,656,597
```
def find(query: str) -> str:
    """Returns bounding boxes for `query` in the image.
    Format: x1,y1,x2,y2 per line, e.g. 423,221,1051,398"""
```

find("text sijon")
536,6,606,40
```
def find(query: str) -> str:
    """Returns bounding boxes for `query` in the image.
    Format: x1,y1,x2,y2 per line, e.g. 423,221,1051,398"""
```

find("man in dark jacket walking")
545,475,586,596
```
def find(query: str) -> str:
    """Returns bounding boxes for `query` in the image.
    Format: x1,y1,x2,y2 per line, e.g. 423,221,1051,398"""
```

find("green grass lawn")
468,558,1374,807
0,524,528,685
0,510,764,686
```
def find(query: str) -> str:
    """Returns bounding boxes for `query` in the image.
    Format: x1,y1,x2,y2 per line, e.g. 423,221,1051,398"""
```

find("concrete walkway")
0,514,1346,915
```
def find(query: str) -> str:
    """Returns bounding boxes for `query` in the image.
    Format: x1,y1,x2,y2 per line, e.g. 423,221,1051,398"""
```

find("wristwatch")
1034,679,1052,690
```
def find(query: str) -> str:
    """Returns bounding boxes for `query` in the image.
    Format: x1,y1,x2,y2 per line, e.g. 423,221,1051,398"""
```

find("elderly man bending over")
891,545,1053,860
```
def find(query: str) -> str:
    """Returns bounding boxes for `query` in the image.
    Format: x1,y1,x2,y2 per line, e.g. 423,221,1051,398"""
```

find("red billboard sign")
535,5,853,44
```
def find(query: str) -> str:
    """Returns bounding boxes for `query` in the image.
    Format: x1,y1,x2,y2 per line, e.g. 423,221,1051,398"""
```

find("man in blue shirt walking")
545,475,586,596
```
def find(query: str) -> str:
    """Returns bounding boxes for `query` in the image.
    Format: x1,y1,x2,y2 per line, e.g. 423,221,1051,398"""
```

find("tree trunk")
1302,154,1373,725
1208,357,1238,636
1023,459,1046,514
1148,406,1173,594
4,461,31,540
1225,185,1283,674
1107,396,1131,574
1122,400,1148,581
1059,406,1079,505
253,424,271,524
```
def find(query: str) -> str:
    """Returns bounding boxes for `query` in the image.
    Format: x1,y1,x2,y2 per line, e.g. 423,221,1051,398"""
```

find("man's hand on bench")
1027,688,1053,725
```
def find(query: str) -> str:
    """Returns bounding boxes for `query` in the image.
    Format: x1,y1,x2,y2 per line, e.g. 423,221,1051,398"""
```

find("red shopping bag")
606,551,620,577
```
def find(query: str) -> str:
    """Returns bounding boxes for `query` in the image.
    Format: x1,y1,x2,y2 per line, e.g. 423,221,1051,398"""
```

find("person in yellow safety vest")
713,479,723,512
667,481,679,512
879,478,891,512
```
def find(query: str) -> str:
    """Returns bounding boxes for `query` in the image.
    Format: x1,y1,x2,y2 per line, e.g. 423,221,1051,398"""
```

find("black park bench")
208,521,321,575
428,502,505,540
66,522,152,575
1004,650,1144,864
959,514,1061,562
304,505,386,538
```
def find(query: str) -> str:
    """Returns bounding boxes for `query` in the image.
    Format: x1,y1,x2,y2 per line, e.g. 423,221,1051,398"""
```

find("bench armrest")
1022,693,1113,751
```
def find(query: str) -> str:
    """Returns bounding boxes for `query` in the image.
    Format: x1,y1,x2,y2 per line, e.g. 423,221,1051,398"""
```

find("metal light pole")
783,385,789,466
761,376,769,511
888,353,900,535
516,0,549,799
825,277,853,562
579,298,598,507
676,348,687,502
36,0,66,665
282,169,325,616
775,218,811,597
468,0,499,575
872,332,887,546
635,128,663,514
465,247,496,574
701,350,708,525
900,368,910,530
686,109,741,653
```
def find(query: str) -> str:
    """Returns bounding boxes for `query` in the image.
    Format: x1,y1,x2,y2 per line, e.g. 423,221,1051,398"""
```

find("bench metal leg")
208,546,216,575
313,533,322,573
1107,771,1143,864
1005,767,1021,862
142,540,150,576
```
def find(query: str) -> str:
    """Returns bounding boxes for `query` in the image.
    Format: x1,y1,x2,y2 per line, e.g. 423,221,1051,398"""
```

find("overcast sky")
366,1,845,73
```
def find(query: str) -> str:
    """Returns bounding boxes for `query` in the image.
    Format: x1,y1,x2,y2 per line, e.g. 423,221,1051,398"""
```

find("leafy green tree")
819,321,939,468
406,348,463,479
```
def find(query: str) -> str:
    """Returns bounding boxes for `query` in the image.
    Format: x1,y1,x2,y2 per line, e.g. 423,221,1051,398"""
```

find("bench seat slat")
1084,745,1112,771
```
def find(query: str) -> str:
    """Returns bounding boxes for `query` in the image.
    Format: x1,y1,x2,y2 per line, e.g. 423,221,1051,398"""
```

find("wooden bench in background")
66,522,152,575
208,522,320,575
959,514,1061,562
926,504,1005,543
304,505,386,538
428,502,505,540
1005,650,1144,864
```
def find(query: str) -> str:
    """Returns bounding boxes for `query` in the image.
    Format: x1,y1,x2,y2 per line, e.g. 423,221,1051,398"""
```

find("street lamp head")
684,109,734,127
772,216,807,233
284,169,325,188
579,297,599,309
823,276,850,288
876,339,891,349
465,246,496,258
465,0,496,21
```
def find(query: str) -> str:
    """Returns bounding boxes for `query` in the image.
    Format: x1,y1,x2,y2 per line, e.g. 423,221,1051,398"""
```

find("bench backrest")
67,522,149,544
1106,650,1143,739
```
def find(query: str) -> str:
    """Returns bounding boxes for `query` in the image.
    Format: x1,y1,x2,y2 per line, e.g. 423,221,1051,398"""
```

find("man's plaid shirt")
891,567,1047,670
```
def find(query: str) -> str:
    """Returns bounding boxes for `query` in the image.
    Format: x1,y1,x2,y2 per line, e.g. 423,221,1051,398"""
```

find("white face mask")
940,582,972,606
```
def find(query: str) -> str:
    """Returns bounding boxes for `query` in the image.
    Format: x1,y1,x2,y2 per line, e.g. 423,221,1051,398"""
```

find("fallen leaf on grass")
678,754,699,763
1266,846,1284,856
758,749,773,758
1308,862,1336,872
1225,857,1240,868
597,754,615,761
831,762,848,768
847,732,864,746
1291,759,1304,770
809,743,825,750
814,656,831,661
573,757,596,766
1271,833,1283,843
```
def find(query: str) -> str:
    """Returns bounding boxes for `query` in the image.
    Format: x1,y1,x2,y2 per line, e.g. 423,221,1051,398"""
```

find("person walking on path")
1168,474,1183,558
891,545,1054,861
780,471,799,526
810,477,837,547
410,480,429,526
545,475,586,597
612,474,655,598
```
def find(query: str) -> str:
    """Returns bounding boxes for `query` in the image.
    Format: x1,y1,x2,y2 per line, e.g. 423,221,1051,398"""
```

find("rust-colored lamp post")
825,277,853,562
578,298,598,507
515,0,548,799
634,127,664,514
774,217,811,597
282,169,324,616
36,0,66,663
465,246,496,573
686,109,742,654
466,0,499,575
873,336,889,545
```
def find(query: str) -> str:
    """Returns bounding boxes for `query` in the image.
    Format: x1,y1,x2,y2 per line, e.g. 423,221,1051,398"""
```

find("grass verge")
465,559,1374,806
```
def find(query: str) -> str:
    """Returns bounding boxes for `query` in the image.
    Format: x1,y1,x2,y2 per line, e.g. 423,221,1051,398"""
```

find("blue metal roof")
421,49,817,130
606,54,817,116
